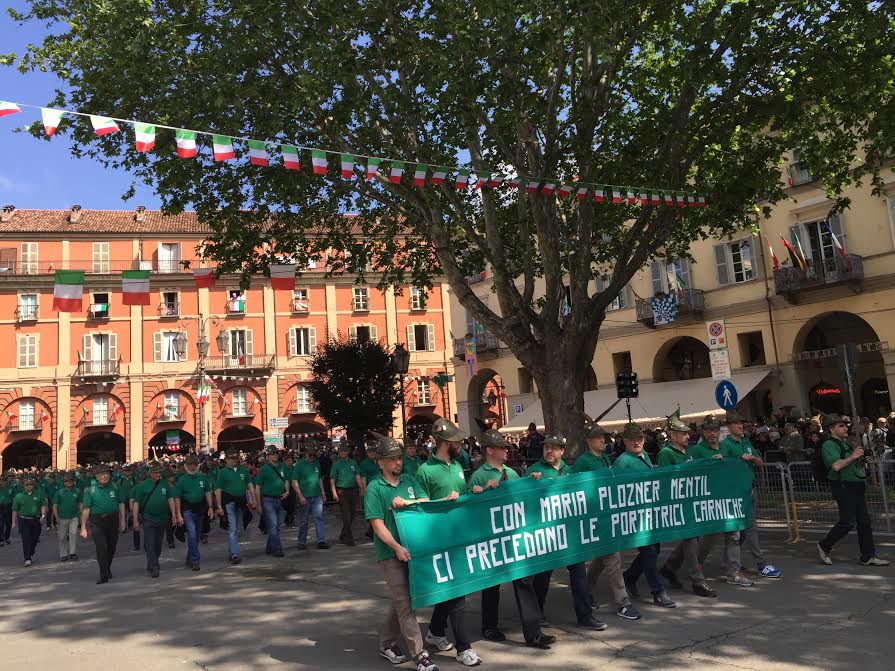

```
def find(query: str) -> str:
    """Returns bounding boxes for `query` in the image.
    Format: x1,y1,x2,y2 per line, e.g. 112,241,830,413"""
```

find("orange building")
0,206,457,470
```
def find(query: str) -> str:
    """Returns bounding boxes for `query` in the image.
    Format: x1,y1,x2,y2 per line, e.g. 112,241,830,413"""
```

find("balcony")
154,409,186,426
635,288,705,327
225,300,246,316
15,304,38,322
75,359,121,381
88,303,111,320
8,418,43,432
291,298,309,314
224,409,255,420
84,413,117,428
158,302,180,319
787,162,817,187
287,399,316,415
204,354,275,375
452,331,503,359
0,259,194,276
774,254,864,301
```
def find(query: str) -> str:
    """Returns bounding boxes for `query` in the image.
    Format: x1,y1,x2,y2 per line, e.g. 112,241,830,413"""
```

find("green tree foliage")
7,0,893,449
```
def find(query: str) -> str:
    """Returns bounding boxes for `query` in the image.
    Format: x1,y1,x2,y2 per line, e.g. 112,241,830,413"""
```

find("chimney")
0,205,14,223
69,205,82,224
134,205,146,223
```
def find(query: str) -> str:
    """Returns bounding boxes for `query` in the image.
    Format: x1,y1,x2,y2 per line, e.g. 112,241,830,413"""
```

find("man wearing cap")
721,412,782,579
415,418,482,667
402,442,423,478
11,476,46,566
282,452,298,529
330,443,363,546
53,472,82,562
525,432,608,630
80,464,126,584
0,472,14,547
522,422,544,463
292,444,330,550
364,436,439,671
817,414,890,567
132,463,177,578
574,423,643,620
177,454,214,571
658,413,716,598
214,448,253,564
470,429,556,648
359,443,382,540
615,423,676,608
254,447,289,557
42,471,59,531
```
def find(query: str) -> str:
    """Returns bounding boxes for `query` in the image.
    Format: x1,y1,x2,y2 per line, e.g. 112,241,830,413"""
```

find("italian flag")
474,174,488,189
488,174,505,188
431,166,448,186
270,264,297,290
134,123,156,153
626,189,637,205
507,176,523,190
541,181,558,196
413,164,427,187
611,187,622,204
52,270,84,312
687,193,696,207
41,108,65,136
175,130,197,158
248,140,269,167
193,268,216,288
455,169,470,189
650,191,662,206
197,382,210,404
698,194,707,207
389,161,405,183
663,191,674,206
341,153,355,179
311,150,328,174
557,184,573,198
121,270,150,305
212,135,236,161
281,145,300,170
90,115,119,136
594,186,604,202
0,101,20,117
575,186,588,200
366,158,381,180
640,190,649,205
526,180,540,194
675,191,687,207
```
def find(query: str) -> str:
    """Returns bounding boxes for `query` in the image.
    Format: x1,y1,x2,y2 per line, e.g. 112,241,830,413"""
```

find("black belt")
18,515,38,520
90,513,116,520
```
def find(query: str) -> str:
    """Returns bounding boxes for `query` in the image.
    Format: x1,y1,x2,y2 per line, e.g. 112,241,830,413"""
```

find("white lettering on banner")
609,504,688,536
433,552,454,583
579,517,600,544
490,502,526,534
670,476,712,500
539,490,588,522
692,498,745,522
597,480,661,510
466,524,570,574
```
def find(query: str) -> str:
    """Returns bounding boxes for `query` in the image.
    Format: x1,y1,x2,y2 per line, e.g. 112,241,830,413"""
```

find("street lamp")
392,343,410,439
178,314,223,454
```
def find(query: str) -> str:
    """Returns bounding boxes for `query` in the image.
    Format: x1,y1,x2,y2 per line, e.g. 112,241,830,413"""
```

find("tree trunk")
526,346,591,459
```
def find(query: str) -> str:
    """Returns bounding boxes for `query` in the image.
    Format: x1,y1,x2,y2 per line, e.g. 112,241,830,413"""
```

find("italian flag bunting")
134,123,156,153
455,169,470,189
340,153,356,179
675,191,687,207
212,135,236,161
366,158,381,180
663,191,674,207
121,270,150,305
507,176,523,190
687,193,696,207
488,174,505,188
52,270,84,312
611,186,622,204
248,140,269,167
640,190,650,205
90,115,119,136
626,189,637,205
431,166,448,186
270,264,297,290
650,191,662,206
541,181,558,196
193,268,216,288
594,186,604,202
281,145,300,170
526,180,540,194
175,130,197,158
413,164,427,187
697,194,707,207
557,183,574,198
311,150,328,174
474,174,488,190
41,108,64,136
575,186,588,200
389,161,405,183
0,101,21,117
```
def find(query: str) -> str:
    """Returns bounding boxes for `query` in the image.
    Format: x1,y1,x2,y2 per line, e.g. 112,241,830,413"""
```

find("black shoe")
693,582,717,598
481,628,506,642
616,604,642,620
660,566,683,590
168,542,176,549
317,541,330,549
192,564,200,572
231,555,242,565
624,575,641,599
653,591,677,608
96,576,108,584
525,635,555,649
69,554,78,561
151,567,160,578
185,560,193,569
60,556,69,562
273,551,285,557
576,616,608,631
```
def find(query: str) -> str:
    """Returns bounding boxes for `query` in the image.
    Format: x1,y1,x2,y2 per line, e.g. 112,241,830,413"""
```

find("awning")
498,368,772,434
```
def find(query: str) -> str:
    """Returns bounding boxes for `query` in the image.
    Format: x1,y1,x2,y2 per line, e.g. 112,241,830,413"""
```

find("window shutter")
348,325,357,342
289,328,297,357
32,335,38,367
153,332,162,362
83,334,92,362
650,261,665,295
16,336,23,368
370,325,378,342
426,323,436,351
714,244,731,286
618,286,629,309
308,327,317,353
109,333,118,361
829,213,846,250
679,258,691,289
406,324,415,351
246,329,254,355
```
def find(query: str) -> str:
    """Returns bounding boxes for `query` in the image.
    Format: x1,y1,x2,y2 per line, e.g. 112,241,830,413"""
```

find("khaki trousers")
379,558,424,659
587,551,630,607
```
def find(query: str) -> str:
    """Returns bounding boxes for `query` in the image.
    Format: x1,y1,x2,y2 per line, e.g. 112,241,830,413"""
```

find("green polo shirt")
690,439,723,461
822,438,865,482
256,462,289,497
82,481,123,515
364,474,423,561
571,450,612,473
43,479,59,501
331,458,360,489
402,455,423,477
132,478,175,524
720,435,758,485
416,455,467,499
524,458,570,479
292,459,322,497
215,466,252,497
657,445,693,467
457,448,472,470
118,475,135,499
469,462,520,489
176,471,213,504
12,490,44,517
359,458,381,482
53,486,81,519
613,451,654,471
0,484,12,506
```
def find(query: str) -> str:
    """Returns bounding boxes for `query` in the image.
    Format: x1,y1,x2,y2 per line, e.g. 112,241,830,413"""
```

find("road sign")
715,380,738,410
264,431,284,448
269,417,289,430
706,320,727,350
513,404,523,416
709,348,732,381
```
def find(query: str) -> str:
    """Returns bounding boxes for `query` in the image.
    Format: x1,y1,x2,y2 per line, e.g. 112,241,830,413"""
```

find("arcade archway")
76,432,126,466
653,336,711,382
148,430,197,459
406,413,440,444
284,421,328,452
2,439,51,470
216,424,263,454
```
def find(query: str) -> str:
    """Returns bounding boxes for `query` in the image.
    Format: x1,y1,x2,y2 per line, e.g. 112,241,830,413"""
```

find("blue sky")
0,2,161,210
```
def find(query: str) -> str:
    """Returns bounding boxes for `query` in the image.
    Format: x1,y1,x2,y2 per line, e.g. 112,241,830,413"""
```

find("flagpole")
176,314,223,454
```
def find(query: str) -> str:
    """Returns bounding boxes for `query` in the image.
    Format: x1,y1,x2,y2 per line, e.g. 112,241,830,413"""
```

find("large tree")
7,1,893,450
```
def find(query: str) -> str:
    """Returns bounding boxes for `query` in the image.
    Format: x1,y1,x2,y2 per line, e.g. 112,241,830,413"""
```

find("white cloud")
0,175,35,195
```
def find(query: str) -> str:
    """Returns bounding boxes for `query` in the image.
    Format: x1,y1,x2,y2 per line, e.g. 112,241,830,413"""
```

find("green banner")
395,458,753,608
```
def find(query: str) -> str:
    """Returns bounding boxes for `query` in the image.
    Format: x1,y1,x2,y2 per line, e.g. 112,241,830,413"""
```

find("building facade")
0,207,456,470
450,155,895,434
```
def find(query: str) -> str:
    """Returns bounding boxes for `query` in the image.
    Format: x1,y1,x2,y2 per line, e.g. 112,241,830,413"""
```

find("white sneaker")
817,542,832,566
379,645,407,664
425,632,454,652
417,655,440,671
861,556,891,567
456,648,482,667
24,559,32,567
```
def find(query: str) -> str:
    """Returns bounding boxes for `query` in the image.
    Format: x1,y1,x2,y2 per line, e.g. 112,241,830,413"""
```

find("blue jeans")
141,515,165,571
624,543,664,594
298,495,325,545
262,496,283,554
224,502,243,558
182,509,202,565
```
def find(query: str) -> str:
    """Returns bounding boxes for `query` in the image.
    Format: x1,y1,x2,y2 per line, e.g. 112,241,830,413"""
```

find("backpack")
812,435,842,483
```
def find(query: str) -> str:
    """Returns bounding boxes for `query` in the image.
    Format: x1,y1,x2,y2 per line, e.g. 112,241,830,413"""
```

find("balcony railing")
8,418,43,432
154,408,186,425
75,359,121,379
774,254,864,296
204,354,275,372
15,304,38,322
635,288,705,326
85,413,117,428
158,302,180,318
0,259,197,276
225,300,246,316
224,409,255,419
288,399,316,415
452,331,503,358
787,162,817,187
291,298,309,314
88,303,111,320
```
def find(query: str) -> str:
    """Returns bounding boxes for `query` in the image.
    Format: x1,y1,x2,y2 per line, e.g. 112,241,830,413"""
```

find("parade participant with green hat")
364,436,438,671
329,442,362,545
178,454,214,571
254,446,289,557
292,443,329,550
80,464,126,584
0,472,13,546
53,471,82,561
132,462,177,578
402,441,423,478
11,476,46,566
214,448,253,564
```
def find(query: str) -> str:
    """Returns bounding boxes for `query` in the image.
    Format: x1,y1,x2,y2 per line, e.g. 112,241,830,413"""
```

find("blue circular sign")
715,380,738,409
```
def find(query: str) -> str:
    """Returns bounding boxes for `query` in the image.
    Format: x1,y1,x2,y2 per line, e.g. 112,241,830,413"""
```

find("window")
410,287,426,311
738,331,766,367
20,242,38,275
93,396,109,425
650,259,691,295
83,333,117,363
158,243,181,273
90,292,111,319
154,331,184,363
290,327,317,356
227,290,246,314
596,278,628,311
788,148,815,186
407,323,436,352
226,329,253,363
296,386,314,413
416,379,432,405
17,293,38,321
231,388,248,416
714,239,755,286
353,287,369,311
163,392,180,420
292,288,309,312
92,242,110,273
17,334,38,368
518,368,534,395
18,400,35,430
612,351,632,377
349,324,377,344
792,215,847,268
161,291,179,317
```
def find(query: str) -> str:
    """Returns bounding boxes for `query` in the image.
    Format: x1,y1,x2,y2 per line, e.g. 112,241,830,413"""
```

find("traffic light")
616,372,639,399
